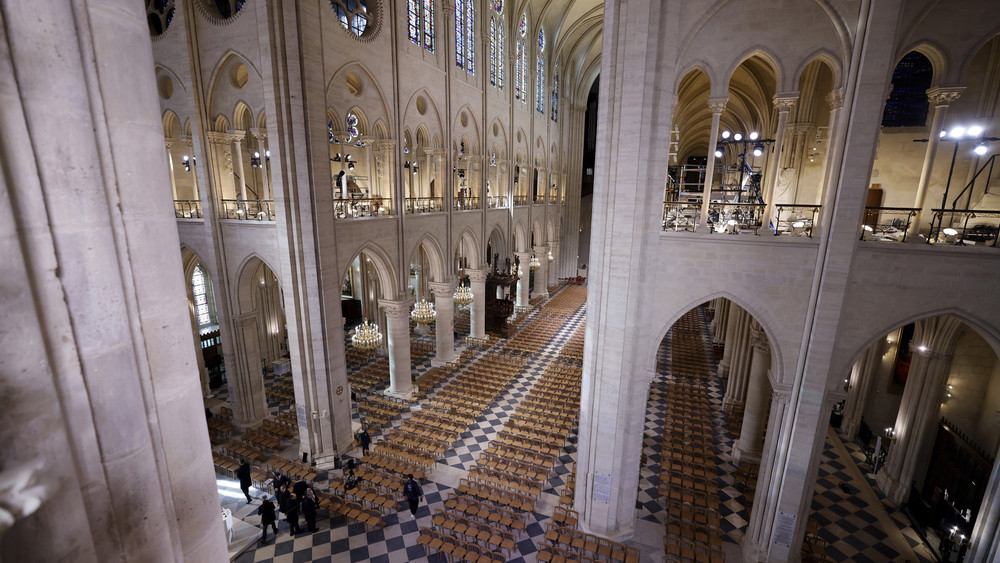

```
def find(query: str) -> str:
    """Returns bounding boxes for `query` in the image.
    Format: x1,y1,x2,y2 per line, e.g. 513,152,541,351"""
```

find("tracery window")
882,51,933,128
489,8,504,90
331,0,371,37
192,265,212,326
407,0,434,52
550,62,559,122
514,14,527,103
346,113,359,143
535,29,545,113
455,0,475,74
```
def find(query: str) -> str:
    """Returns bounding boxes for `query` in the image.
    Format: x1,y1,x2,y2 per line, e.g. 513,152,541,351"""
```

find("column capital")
427,280,457,296
707,96,729,114
466,268,489,283
228,129,246,141
532,244,549,255
514,251,533,260
772,386,792,404
570,103,587,113
547,240,560,250
773,94,799,113
750,326,770,354
206,131,242,144
249,127,267,141
379,298,414,317
825,88,846,111
164,138,176,150
926,86,964,106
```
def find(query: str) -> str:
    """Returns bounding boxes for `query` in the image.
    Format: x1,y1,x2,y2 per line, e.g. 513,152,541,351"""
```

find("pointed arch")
326,62,393,139
407,233,447,283
792,49,844,89
235,254,282,314
895,41,949,88
342,242,398,300
205,49,263,121
724,47,783,95
513,221,528,252
162,110,182,138
455,227,482,269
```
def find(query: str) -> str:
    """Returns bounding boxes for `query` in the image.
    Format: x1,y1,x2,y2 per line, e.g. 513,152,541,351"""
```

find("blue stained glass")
455,0,464,67
538,28,544,51
422,0,435,51
407,0,420,45
518,13,526,37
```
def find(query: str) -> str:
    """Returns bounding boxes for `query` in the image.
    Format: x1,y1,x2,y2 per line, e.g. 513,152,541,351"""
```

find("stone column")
548,241,560,286
514,251,532,312
842,337,887,439
467,268,488,341
0,0,228,558
732,328,772,464
711,299,730,344
908,86,964,239
231,131,248,200
165,139,179,201
532,245,550,298
230,314,270,427
763,96,798,230
878,347,955,503
722,310,754,407
380,299,415,399
251,128,270,200
697,97,728,232
816,89,845,214
429,281,457,365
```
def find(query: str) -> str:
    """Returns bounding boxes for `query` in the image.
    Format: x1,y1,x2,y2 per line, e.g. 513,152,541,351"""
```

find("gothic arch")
402,88,444,146
792,49,844,89
205,50,264,122
958,31,1000,85
407,233,447,283
326,62,392,137
455,227,482,269
342,242,398,299
724,47,783,96
162,110,182,138
895,41,949,87
235,254,281,314
513,221,528,252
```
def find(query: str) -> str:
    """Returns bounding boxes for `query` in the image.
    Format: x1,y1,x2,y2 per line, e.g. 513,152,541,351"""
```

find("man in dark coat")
280,491,301,534
237,460,253,503
402,473,423,519
293,479,308,499
301,488,319,533
358,427,371,456
257,496,278,543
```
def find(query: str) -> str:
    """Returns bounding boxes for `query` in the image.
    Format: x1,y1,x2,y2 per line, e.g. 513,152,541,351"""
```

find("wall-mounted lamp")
182,155,196,171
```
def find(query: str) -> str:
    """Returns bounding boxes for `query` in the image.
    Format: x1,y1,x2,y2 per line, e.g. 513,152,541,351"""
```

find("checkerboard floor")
228,285,587,562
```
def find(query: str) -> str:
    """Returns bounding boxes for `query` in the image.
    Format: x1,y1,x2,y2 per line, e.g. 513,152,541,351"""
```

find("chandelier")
529,256,541,271
453,282,474,307
411,299,437,325
351,319,383,353
547,250,554,263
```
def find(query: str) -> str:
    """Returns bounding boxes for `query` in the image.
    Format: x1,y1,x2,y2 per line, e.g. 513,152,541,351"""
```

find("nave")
213,283,657,563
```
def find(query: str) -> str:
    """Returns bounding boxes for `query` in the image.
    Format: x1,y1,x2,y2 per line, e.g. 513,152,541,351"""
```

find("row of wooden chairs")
456,478,535,513
315,491,385,531
540,523,639,563
468,465,542,498
663,537,725,563
417,527,506,563
430,510,519,558
265,455,320,483
220,439,270,463
361,449,427,481
442,492,528,537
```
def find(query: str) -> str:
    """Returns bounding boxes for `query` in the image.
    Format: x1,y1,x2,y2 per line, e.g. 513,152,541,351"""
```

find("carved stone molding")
773,96,799,113
926,86,965,106
707,97,729,114
466,268,489,283
750,327,770,355
379,298,414,317
771,385,792,404
825,88,846,111
532,245,549,256
428,281,457,297
206,131,242,145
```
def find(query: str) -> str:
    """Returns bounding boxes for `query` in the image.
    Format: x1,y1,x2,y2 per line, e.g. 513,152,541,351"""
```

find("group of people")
233,427,425,545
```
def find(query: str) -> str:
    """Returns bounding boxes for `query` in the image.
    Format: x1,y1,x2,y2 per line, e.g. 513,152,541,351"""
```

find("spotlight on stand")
749,131,759,141
733,133,743,141
251,151,262,168
862,225,874,241
942,227,960,244
714,147,723,158
721,130,731,139
752,143,764,157
974,140,989,155
791,221,807,236
182,155,195,171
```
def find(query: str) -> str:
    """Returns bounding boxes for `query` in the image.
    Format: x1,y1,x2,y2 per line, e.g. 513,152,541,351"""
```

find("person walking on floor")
280,491,302,534
301,488,318,533
402,474,423,519
358,427,371,456
257,496,278,544
237,460,253,503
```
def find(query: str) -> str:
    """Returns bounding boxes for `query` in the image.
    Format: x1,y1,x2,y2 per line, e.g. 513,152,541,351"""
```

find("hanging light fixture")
529,255,541,271
411,298,437,325
453,282,474,307
351,319,383,353
547,250,554,263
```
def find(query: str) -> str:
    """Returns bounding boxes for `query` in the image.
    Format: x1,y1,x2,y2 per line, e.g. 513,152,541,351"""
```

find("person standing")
280,491,301,534
402,474,423,519
358,427,371,456
257,496,278,543
237,460,253,503
301,488,318,533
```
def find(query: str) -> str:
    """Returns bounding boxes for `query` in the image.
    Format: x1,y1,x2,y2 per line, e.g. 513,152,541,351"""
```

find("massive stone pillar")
380,299,415,399
514,251,532,312
230,314,270,427
877,316,963,503
532,245,550,298
711,299,731,345
697,98,728,232
429,281,457,365
723,313,755,407
468,269,488,341
763,96,797,229
842,338,887,439
718,303,745,380
908,87,964,239
0,0,227,559
732,329,772,464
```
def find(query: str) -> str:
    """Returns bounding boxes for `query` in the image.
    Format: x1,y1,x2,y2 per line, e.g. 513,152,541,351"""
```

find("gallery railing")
454,196,481,211
859,207,918,242
332,196,391,218
707,202,765,234
512,195,529,207
174,199,203,219
403,197,444,214
773,204,821,238
220,199,275,221
662,201,701,232
486,195,508,208
928,209,1000,247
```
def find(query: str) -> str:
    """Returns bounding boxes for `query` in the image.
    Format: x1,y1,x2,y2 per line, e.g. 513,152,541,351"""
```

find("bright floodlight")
949,126,966,138
733,133,743,141
714,149,723,158
749,131,759,140
974,141,988,156
721,130,731,139
752,143,764,157
967,125,984,137
939,130,947,138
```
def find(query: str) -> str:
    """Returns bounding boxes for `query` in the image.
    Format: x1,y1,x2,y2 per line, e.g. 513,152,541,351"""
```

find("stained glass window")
551,64,559,122
407,0,420,45
492,0,502,11
515,15,527,102
882,51,933,127
489,14,504,89
346,113,359,143
455,0,474,74
422,0,435,52
331,0,369,37
535,29,545,113
490,148,496,167
192,265,211,326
